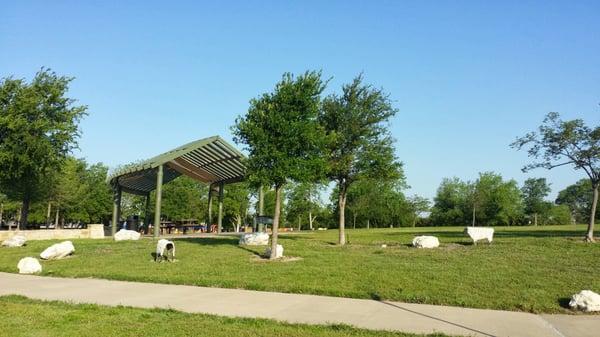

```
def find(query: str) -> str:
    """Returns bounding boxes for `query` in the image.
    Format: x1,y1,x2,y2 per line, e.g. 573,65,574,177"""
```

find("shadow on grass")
557,297,572,310
237,245,264,258
172,237,239,246
494,230,585,238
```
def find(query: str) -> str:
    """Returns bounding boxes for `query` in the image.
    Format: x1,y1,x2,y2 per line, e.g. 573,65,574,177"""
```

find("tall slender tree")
512,112,599,241
320,75,401,244
0,69,87,228
233,71,327,259
521,178,551,226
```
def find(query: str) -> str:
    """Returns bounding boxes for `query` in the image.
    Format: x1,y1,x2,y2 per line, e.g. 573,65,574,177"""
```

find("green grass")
0,295,448,337
1,225,598,313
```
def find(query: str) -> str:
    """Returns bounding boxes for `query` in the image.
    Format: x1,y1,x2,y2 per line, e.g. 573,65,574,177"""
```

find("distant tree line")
1,69,596,242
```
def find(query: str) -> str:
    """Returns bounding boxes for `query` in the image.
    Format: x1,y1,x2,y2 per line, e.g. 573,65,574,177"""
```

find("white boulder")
464,227,494,244
265,244,284,258
569,290,600,312
17,257,42,274
40,241,75,260
239,232,269,245
412,236,439,249
156,239,175,261
114,229,141,241
2,235,27,247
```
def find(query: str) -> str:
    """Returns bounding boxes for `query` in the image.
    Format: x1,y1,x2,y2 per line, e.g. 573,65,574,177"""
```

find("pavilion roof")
107,136,246,195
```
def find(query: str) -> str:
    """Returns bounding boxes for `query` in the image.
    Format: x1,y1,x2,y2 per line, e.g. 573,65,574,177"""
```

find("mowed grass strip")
0,295,449,337
0,225,598,313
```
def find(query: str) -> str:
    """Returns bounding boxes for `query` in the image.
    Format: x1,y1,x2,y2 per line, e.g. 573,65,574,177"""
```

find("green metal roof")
107,136,246,195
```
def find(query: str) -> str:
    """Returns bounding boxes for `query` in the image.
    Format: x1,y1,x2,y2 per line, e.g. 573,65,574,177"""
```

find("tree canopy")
320,75,401,244
0,69,87,228
521,178,551,226
512,112,599,241
233,71,327,258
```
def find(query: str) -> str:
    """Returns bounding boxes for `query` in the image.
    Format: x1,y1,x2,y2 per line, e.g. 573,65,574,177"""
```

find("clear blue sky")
1,1,599,200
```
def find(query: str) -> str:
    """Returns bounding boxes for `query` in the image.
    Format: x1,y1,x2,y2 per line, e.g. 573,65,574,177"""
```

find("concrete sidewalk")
0,272,596,337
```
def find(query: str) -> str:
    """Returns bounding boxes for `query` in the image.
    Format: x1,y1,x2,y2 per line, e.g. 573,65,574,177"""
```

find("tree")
223,182,251,232
343,177,408,228
521,178,551,226
430,177,471,226
160,176,208,221
430,173,523,226
286,182,323,230
320,75,401,244
407,195,431,227
233,71,327,259
512,112,599,241
0,69,87,228
556,179,600,224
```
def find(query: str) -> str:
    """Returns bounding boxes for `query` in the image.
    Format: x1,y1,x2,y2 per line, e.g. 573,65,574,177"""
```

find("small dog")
155,239,175,262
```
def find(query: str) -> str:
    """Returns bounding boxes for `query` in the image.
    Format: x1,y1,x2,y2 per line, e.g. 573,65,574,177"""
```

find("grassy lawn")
0,225,598,313
0,295,448,337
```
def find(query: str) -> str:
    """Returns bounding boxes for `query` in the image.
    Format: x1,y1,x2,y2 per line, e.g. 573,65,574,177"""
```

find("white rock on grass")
464,227,494,244
412,236,439,249
17,257,42,274
264,244,284,258
156,239,175,261
239,232,269,245
569,290,600,312
114,229,141,241
2,235,27,247
40,241,75,260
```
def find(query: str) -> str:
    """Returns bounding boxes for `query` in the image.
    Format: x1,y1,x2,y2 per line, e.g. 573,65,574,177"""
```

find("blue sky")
1,1,599,200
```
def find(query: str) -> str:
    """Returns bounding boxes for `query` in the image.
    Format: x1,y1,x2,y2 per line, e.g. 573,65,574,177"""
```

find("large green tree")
343,177,409,228
320,75,401,244
0,69,87,228
160,176,208,222
512,112,599,241
430,177,472,226
233,71,327,259
521,178,551,226
286,182,323,230
556,179,600,224
223,182,251,232
431,173,523,226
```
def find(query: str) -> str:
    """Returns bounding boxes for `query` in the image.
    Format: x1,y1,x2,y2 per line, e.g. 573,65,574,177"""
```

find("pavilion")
107,136,247,237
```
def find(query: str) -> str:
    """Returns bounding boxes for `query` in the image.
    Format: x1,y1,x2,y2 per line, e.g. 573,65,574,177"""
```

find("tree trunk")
534,213,538,226
270,185,282,259
20,197,30,230
55,208,60,229
585,183,598,242
0,203,3,228
338,182,347,245
472,205,476,227
353,213,356,229
298,215,301,231
367,219,370,229
308,211,313,230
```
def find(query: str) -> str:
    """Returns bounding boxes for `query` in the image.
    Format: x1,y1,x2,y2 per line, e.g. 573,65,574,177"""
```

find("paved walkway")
0,272,597,337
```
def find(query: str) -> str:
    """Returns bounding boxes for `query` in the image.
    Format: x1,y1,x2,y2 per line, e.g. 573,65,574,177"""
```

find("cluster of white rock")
114,229,141,241
2,235,27,247
464,227,494,244
265,244,284,259
412,236,440,248
12,240,76,274
156,239,175,262
569,290,600,312
40,241,75,260
239,232,269,245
